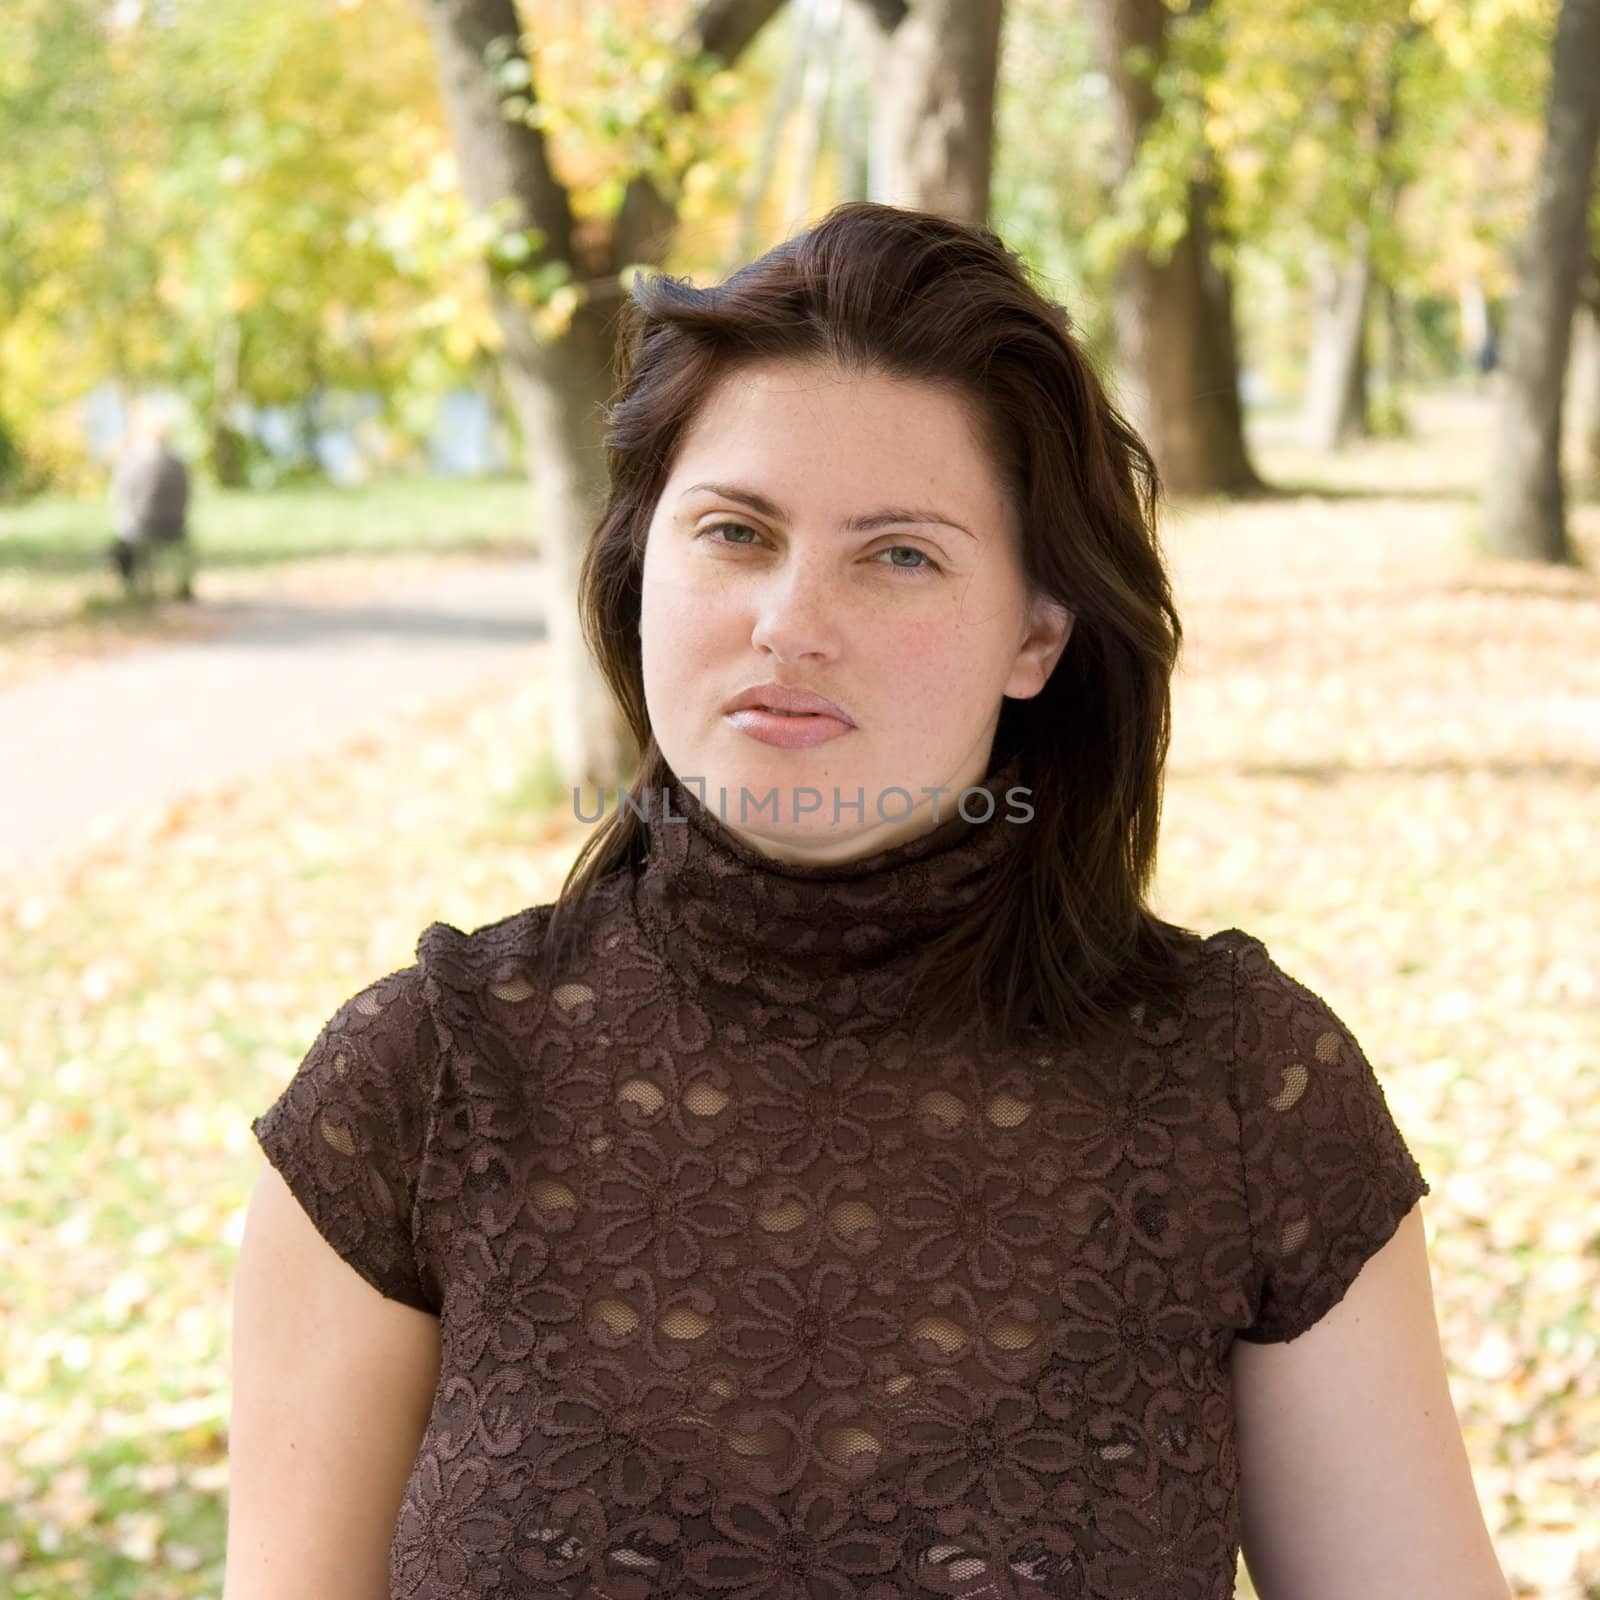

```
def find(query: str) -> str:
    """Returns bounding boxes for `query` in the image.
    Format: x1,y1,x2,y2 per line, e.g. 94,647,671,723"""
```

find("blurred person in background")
108,409,197,602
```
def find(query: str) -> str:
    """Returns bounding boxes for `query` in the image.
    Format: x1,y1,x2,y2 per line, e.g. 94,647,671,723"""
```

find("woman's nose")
748,558,842,661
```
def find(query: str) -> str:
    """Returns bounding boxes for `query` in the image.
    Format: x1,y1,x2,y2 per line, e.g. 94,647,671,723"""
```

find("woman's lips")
724,708,855,749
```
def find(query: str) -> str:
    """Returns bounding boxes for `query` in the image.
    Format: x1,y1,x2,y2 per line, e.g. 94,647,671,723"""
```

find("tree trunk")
836,1,877,200
209,315,247,488
1570,249,1600,482
1302,229,1372,451
1087,0,1261,497
297,349,324,476
1361,44,1410,440
422,0,629,793
1573,301,1600,480
421,0,783,791
1302,30,1411,450
875,0,1004,223
502,301,629,793
1384,281,1407,401
786,0,845,228
1459,277,1492,383
1481,0,1600,564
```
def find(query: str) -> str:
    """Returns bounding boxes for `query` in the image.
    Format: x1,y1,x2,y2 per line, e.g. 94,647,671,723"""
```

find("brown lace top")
250,753,1431,1599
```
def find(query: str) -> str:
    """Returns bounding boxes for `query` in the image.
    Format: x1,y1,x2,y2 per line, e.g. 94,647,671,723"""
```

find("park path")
0,557,549,880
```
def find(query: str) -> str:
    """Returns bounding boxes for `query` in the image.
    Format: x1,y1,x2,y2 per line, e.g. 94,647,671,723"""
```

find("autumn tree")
0,0,485,492
1083,0,1261,497
1481,0,1600,565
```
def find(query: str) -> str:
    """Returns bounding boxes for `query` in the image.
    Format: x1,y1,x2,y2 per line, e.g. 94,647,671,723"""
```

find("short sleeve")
250,963,442,1314
1228,934,1431,1345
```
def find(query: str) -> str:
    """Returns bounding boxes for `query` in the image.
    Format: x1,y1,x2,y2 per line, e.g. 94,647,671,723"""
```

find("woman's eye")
702,521,762,546
877,545,941,574
700,523,940,576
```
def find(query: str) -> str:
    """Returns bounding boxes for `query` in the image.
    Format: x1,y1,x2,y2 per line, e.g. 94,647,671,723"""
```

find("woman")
226,203,1510,1599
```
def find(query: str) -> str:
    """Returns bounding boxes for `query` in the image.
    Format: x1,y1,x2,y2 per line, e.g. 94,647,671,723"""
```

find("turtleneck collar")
631,748,1029,1032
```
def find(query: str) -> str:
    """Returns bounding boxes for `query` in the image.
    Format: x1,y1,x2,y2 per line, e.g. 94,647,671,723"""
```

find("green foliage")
477,7,752,336
0,414,28,502
991,0,1118,360
1366,386,1412,437
0,0,491,493
995,0,1567,409
1178,0,1560,303
516,9,743,214
2,0,1574,492
0,0,779,484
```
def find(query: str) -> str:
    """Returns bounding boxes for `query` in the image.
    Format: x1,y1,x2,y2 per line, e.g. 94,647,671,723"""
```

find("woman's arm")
1231,1202,1512,1600
223,1164,442,1600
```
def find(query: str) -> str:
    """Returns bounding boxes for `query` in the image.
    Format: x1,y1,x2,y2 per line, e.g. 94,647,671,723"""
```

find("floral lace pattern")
251,761,1430,1599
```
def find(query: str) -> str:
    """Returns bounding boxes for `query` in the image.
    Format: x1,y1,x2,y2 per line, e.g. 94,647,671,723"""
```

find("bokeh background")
1,0,1597,1594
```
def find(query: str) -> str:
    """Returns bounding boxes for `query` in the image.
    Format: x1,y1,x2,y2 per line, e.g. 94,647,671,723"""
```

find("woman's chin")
724,815,901,866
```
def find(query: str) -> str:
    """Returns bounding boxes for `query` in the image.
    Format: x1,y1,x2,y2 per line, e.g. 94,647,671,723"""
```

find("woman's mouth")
725,706,855,748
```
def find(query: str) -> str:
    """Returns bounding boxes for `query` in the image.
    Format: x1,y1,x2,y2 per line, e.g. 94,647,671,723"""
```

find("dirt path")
0,556,549,878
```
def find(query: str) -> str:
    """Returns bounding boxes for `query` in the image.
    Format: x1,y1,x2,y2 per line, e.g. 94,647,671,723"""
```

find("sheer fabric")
252,755,1430,1598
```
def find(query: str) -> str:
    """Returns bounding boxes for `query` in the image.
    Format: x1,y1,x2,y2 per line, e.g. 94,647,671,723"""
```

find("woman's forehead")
664,360,1009,517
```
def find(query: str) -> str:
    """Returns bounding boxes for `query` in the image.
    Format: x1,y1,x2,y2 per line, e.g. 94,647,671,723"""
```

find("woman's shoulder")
416,902,555,990
1096,923,1278,1047
1193,924,1357,1016
1184,924,1401,1110
1190,924,1258,961
1136,921,1257,1008
1175,924,1271,990
1170,924,1355,1027
412,876,632,1037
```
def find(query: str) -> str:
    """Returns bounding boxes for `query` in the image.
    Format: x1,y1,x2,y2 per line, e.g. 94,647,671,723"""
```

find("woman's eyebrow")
680,480,977,540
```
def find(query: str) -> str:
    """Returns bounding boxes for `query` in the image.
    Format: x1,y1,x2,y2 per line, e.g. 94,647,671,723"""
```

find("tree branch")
420,0,578,270
610,0,788,269
852,0,909,33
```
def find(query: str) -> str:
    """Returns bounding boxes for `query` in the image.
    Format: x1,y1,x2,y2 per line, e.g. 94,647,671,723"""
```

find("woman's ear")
1005,594,1075,700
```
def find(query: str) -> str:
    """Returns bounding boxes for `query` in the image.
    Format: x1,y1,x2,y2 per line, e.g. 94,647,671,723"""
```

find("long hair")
545,200,1200,1048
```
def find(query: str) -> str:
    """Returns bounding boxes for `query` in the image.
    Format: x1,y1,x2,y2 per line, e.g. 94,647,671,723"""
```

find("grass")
0,474,539,688
0,473,538,575
0,385,1597,1597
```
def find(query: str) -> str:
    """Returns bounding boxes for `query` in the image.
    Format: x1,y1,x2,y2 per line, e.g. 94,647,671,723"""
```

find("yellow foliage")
445,320,482,363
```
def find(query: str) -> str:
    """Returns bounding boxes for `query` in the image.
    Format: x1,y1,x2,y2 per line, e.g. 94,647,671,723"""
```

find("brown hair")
546,200,1200,1047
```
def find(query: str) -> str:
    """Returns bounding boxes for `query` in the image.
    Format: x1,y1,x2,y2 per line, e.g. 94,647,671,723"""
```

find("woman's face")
638,357,1074,865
